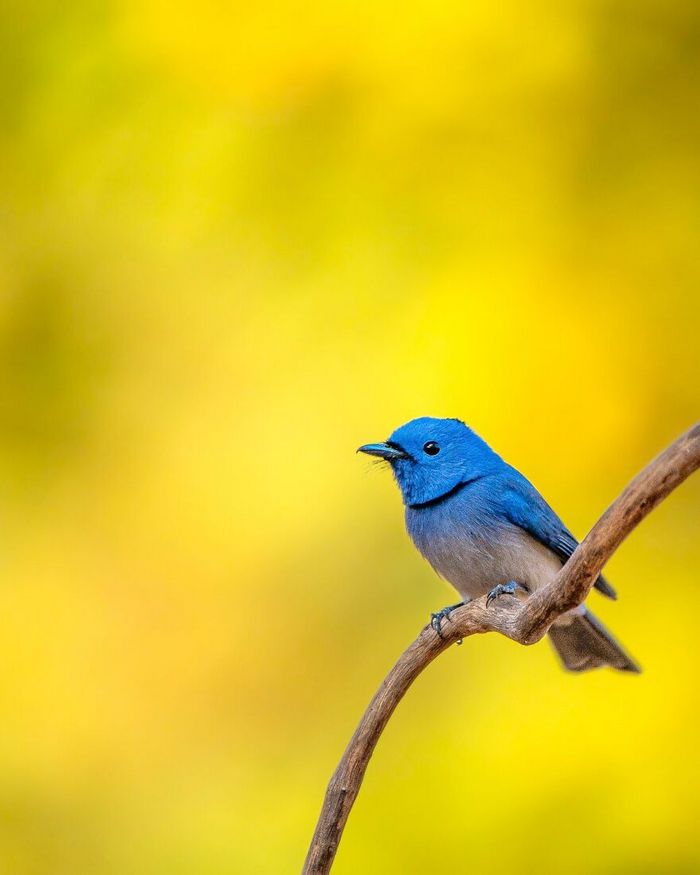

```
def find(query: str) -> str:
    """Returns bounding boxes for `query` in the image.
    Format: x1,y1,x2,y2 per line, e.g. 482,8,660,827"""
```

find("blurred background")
1,1,699,873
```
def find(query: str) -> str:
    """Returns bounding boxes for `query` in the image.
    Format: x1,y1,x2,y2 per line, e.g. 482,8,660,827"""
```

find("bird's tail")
547,607,641,674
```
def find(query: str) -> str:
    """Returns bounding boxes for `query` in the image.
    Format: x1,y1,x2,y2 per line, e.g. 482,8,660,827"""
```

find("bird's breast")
406,504,562,601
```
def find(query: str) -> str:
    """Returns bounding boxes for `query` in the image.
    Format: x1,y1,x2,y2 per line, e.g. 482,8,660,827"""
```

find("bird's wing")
497,471,617,600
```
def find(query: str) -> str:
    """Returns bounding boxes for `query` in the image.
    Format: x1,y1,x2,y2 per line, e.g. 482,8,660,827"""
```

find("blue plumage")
358,417,639,673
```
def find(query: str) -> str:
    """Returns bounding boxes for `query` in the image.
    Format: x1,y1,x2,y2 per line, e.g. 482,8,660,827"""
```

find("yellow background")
1,2,699,872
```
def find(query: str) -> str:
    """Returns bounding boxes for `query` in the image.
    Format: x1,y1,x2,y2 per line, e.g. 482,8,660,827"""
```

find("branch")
302,424,700,875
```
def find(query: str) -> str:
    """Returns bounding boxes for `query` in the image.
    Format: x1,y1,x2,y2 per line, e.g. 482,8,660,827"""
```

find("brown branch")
302,423,700,875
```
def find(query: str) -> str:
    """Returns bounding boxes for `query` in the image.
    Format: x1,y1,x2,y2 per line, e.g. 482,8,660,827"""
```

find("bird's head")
357,416,502,507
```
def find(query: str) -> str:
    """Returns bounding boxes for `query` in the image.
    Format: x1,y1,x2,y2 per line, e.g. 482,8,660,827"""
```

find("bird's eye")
423,441,440,456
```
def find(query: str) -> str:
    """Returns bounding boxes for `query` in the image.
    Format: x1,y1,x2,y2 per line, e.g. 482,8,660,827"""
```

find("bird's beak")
357,442,409,461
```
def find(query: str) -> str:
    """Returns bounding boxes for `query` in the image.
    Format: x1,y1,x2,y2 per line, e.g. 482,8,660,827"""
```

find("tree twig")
302,424,700,874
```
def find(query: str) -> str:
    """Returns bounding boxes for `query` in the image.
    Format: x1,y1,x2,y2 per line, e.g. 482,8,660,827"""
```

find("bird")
358,416,640,673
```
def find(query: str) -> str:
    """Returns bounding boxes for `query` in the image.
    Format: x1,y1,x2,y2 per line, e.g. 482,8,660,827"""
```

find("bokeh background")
1,1,700,873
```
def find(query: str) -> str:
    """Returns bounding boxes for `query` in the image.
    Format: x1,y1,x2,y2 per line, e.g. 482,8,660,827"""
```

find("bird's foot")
430,602,465,639
486,580,530,607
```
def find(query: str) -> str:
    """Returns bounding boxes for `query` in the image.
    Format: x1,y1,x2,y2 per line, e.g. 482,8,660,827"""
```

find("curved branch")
302,423,700,875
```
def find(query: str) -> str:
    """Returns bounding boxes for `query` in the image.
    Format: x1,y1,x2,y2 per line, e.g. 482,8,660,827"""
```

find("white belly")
426,526,563,602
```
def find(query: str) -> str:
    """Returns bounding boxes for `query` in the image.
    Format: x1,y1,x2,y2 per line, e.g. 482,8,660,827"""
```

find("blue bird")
358,417,640,673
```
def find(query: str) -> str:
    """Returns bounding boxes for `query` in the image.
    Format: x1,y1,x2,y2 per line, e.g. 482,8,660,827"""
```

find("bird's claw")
430,602,465,639
485,580,529,607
